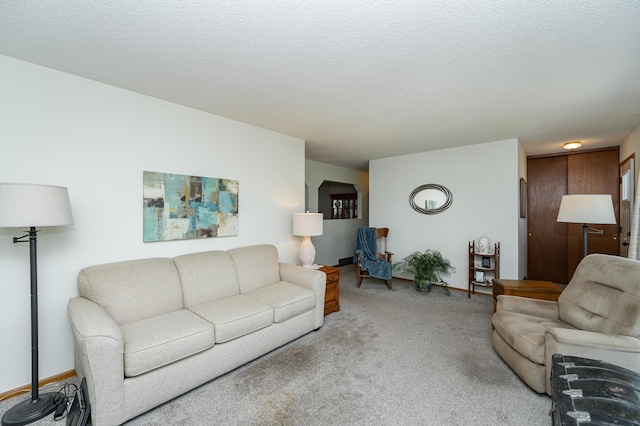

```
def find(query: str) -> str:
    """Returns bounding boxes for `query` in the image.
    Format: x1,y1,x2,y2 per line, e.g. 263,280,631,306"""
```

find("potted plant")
393,249,452,295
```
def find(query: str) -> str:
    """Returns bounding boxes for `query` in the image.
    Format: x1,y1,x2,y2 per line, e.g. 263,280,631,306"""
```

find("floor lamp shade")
292,212,323,267
557,194,616,258
0,183,73,227
556,194,616,225
0,183,73,426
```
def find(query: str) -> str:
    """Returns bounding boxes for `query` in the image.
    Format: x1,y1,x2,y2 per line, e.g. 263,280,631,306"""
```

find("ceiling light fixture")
563,141,582,150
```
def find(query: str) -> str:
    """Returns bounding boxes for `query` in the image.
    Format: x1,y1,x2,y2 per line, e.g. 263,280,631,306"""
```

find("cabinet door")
527,156,569,283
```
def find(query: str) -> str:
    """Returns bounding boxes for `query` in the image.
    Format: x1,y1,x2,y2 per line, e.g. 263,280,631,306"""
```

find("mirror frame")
409,184,453,215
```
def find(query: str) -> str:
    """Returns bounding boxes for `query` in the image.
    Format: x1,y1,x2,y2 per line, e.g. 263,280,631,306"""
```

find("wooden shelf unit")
468,241,500,298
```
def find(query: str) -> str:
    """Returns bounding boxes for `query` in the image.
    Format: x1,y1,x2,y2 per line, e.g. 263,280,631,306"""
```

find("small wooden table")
492,278,564,312
319,265,340,315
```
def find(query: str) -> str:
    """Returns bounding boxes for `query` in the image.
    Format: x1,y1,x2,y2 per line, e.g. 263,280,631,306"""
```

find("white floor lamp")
0,183,73,426
557,194,616,258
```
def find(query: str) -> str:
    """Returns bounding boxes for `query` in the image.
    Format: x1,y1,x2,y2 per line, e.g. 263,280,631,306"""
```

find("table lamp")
557,194,616,258
292,212,323,267
0,183,73,426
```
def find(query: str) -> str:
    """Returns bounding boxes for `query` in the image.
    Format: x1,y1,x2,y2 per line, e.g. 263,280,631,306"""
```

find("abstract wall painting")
143,171,239,242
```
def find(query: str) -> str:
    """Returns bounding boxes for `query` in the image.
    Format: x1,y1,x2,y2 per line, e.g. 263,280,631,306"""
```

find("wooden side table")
492,278,564,312
319,265,340,315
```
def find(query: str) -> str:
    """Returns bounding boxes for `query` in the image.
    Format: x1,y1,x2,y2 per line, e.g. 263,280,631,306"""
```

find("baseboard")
392,276,492,296
0,370,76,402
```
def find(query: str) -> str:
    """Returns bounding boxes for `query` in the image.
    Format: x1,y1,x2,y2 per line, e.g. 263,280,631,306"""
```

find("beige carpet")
0,265,551,425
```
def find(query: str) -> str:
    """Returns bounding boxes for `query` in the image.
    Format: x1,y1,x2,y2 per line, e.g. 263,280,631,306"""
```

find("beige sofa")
68,244,326,426
492,253,640,395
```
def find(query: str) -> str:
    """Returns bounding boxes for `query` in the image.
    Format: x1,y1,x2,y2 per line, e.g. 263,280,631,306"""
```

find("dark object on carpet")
66,378,91,426
551,354,640,426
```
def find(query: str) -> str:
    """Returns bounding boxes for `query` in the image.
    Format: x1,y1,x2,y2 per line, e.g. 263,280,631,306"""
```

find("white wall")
370,139,523,291
620,124,640,164
0,55,305,392
304,160,369,266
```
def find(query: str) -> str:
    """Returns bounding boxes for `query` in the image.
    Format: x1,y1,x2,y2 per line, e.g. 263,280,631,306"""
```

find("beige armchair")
492,253,640,395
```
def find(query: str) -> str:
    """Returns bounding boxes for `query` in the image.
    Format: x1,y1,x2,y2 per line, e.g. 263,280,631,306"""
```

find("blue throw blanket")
353,227,392,280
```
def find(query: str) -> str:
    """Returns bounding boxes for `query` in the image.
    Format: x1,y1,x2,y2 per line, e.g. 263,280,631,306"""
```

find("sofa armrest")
496,295,560,320
279,262,326,328
68,296,126,426
544,327,640,395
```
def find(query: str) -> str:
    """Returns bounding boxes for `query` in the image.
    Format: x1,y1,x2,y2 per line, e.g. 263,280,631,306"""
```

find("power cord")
52,382,78,421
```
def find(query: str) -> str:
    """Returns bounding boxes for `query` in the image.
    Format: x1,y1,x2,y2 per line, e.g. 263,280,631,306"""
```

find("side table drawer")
325,271,339,284
319,265,340,316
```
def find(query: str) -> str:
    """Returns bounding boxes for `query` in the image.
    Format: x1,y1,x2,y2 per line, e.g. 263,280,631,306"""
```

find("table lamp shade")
0,183,73,227
556,194,616,225
292,212,323,236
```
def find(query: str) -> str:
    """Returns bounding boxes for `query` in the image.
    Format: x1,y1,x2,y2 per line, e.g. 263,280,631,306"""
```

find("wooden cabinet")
468,241,500,298
319,265,340,315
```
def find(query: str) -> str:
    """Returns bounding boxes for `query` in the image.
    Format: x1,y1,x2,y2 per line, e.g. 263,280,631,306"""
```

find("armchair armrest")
547,327,640,352
496,295,560,320
544,327,640,395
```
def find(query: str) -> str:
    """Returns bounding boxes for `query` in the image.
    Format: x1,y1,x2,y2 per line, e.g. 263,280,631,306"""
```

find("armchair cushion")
559,254,640,336
496,295,560,320
492,311,576,364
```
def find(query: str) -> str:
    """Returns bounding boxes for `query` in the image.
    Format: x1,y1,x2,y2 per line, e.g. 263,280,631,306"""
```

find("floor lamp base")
1,392,58,426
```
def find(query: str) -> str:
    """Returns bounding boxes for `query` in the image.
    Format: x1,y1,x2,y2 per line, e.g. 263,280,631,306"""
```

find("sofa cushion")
189,295,273,343
492,311,576,364
78,258,184,325
245,281,316,323
228,244,281,293
173,250,241,308
120,310,215,377
559,254,640,337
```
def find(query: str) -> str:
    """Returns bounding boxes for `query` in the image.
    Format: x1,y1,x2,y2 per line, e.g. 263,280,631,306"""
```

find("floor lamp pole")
582,223,588,259
1,227,58,426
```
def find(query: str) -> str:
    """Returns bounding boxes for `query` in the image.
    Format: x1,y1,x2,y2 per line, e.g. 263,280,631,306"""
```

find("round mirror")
409,184,453,215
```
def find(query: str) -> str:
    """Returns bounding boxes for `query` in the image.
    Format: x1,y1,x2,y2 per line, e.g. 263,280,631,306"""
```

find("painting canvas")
143,171,239,242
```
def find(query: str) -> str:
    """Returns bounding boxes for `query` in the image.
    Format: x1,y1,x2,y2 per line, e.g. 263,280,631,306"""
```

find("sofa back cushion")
173,250,241,308
78,258,184,325
559,253,640,337
228,244,280,293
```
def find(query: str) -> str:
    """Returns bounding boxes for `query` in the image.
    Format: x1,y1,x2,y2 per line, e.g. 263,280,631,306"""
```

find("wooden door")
527,156,569,283
527,148,620,284
566,149,620,276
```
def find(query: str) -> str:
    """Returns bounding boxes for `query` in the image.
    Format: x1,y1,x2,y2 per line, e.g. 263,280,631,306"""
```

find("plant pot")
414,277,432,292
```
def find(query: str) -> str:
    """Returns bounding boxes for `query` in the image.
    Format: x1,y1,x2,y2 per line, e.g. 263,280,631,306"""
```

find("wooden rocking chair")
355,227,393,289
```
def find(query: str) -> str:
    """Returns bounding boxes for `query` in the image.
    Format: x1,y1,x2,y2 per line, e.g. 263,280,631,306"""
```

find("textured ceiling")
1,1,639,170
